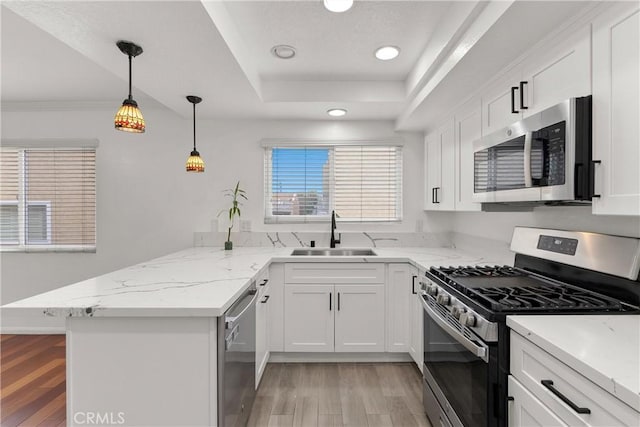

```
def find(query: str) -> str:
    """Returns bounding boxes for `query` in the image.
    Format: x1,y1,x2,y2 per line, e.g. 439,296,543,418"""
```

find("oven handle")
421,296,489,363
523,131,533,188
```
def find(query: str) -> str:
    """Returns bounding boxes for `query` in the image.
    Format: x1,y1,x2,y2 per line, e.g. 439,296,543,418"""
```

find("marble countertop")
507,315,640,412
2,246,499,318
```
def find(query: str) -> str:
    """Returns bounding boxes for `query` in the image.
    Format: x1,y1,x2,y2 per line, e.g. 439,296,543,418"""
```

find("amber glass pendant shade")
186,150,205,172
115,99,145,133
186,95,204,172
114,41,145,133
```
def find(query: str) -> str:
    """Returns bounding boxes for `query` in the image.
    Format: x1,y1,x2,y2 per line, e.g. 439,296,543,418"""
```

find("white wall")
1,106,446,331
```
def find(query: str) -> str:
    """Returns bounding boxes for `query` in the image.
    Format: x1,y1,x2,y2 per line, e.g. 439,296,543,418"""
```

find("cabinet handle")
261,295,270,303
260,279,269,286
591,160,601,198
412,275,418,294
519,81,528,109
541,380,591,414
434,187,441,204
329,293,332,311
337,292,341,311
511,86,519,114
431,187,436,204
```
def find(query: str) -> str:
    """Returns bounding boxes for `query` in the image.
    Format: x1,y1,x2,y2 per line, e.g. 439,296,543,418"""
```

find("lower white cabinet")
408,273,423,371
284,284,334,352
284,283,385,352
508,376,567,427
386,263,414,352
256,269,271,386
334,284,385,352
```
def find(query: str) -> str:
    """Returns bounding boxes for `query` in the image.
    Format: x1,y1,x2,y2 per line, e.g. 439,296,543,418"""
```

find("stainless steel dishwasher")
217,282,257,427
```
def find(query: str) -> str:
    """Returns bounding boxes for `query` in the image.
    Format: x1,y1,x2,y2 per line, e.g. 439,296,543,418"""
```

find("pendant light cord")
128,55,133,100
193,102,197,151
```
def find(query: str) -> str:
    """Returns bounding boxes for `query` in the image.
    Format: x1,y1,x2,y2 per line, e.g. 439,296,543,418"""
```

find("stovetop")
428,265,628,314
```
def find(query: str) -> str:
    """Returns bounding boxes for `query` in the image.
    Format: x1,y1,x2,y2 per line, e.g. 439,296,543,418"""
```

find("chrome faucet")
330,210,341,248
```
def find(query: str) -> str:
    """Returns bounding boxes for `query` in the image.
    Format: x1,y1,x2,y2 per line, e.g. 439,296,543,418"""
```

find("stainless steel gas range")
420,227,640,427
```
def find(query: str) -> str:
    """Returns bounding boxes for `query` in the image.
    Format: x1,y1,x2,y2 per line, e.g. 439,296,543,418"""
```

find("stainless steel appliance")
218,283,258,427
420,227,640,427
473,97,594,203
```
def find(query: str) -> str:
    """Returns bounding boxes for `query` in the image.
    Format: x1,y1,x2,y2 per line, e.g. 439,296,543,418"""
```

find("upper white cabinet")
592,4,640,216
425,119,456,211
481,70,523,135
454,100,483,211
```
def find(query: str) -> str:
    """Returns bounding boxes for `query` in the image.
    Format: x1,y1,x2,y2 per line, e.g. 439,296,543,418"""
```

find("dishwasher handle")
225,289,258,330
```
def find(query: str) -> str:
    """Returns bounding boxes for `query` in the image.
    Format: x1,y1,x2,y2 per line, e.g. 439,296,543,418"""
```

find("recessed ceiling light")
271,45,296,59
324,0,353,13
375,46,400,61
327,108,347,117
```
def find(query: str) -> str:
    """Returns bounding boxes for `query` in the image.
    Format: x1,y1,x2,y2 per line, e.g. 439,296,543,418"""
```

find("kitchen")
1,1,639,426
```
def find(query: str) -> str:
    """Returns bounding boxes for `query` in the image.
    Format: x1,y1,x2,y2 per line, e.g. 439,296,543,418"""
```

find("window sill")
0,246,96,253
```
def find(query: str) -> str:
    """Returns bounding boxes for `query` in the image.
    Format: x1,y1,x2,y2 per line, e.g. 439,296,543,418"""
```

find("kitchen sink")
290,248,377,256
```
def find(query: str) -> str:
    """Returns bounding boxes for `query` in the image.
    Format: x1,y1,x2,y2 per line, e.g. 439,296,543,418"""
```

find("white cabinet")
425,119,456,211
255,269,271,386
408,270,423,372
268,263,284,352
521,27,591,117
386,263,415,352
482,70,523,135
283,263,386,353
334,284,385,352
284,284,334,352
510,331,640,427
508,376,567,427
592,4,640,216
454,100,482,211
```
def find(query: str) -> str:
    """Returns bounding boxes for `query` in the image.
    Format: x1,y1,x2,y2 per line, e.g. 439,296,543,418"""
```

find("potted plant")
218,181,247,250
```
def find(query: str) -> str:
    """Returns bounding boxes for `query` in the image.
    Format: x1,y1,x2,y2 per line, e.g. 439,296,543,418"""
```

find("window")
264,143,402,222
0,145,96,251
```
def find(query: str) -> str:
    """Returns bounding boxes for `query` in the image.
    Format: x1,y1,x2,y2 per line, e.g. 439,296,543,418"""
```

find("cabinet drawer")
510,331,639,427
508,375,567,427
284,263,384,284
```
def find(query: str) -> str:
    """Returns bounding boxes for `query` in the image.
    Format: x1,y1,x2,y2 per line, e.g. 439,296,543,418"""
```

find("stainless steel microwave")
473,96,593,203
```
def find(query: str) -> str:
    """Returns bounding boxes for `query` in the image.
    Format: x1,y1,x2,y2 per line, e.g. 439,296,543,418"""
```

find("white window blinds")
0,147,96,251
264,144,402,222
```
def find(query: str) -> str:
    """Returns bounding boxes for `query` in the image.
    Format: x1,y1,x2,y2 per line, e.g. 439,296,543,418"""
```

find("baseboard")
269,352,413,363
0,326,65,335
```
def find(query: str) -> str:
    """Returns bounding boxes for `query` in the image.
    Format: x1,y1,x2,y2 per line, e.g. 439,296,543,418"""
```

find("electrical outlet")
240,220,251,232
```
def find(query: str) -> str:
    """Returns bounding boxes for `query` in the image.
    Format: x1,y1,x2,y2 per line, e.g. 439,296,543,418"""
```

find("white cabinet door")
521,26,591,117
425,121,455,211
508,376,568,427
592,5,640,216
424,133,441,210
268,263,284,352
255,289,268,387
335,284,385,352
386,264,414,352
408,273,423,372
284,284,334,352
455,100,482,211
482,72,523,135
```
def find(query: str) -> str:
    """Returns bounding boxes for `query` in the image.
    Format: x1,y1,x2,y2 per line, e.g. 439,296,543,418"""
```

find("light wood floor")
250,363,431,427
0,335,430,427
0,334,67,427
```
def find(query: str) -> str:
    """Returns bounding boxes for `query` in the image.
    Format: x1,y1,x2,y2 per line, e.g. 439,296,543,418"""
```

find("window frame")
0,140,98,253
262,139,404,224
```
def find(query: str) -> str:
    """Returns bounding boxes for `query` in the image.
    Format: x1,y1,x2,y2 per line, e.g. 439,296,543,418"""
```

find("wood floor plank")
1,366,65,417
387,396,418,427
1,337,62,373
319,363,342,415
367,414,393,427
258,363,283,397
375,364,406,397
293,395,319,427
1,359,64,399
17,391,65,426
319,414,344,427
268,414,294,427
357,364,388,415
1,382,65,427
247,395,275,427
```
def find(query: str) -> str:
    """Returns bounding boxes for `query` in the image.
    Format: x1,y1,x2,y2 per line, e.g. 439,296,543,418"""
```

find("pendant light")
114,40,145,133
186,95,205,173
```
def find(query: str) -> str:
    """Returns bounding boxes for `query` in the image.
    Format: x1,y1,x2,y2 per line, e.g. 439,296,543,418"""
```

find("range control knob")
451,306,465,319
436,293,451,305
427,284,439,296
461,312,476,327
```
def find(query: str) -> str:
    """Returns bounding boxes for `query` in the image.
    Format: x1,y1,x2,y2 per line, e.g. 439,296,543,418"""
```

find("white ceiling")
1,1,596,127
223,0,451,81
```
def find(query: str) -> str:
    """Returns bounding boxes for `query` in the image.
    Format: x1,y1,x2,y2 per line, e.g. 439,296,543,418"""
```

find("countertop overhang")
2,246,492,318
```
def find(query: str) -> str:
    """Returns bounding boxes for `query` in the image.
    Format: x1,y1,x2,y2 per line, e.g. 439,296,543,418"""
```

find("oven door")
421,296,495,427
